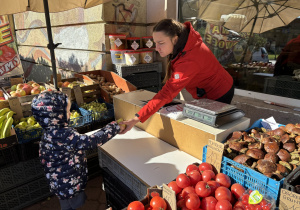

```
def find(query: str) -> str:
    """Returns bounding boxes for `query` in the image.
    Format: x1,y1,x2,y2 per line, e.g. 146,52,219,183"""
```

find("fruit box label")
10,77,23,86
206,139,224,173
163,184,176,210
280,189,300,210
61,87,72,99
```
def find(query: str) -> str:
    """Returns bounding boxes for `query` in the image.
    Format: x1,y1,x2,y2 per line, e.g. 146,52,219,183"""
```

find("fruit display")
6,81,51,97
0,108,15,139
13,116,42,142
223,123,300,180
80,100,110,122
126,162,275,210
58,80,85,89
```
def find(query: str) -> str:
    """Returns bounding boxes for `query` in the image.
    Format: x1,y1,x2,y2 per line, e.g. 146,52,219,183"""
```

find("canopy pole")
43,0,60,90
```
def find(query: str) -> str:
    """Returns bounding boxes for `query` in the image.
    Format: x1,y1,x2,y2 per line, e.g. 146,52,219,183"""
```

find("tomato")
241,194,250,205
168,181,182,195
176,174,191,189
215,200,232,210
177,192,184,200
195,181,212,197
215,186,232,201
127,201,144,210
188,170,202,186
231,183,246,200
150,196,167,210
185,193,201,210
199,162,213,172
215,173,231,188
254,205,263,210
177,199,186,208
207,180,220,196
201,196,217,210
202,170,215,182
181,186,196,199
186,164,199,174
151,191,160,198
233,201,246,210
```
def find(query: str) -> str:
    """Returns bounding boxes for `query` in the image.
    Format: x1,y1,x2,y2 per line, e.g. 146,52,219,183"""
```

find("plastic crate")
0,176,52,210
102,167,138,210
124,71,161,89
69,102,92,128
0,145,19,169
0,157,44,193
17,139,39,161
283,165,300,193
246,118,285,132
202,145,284,202
15,126,43,144
264,76,300,99
113,62,162,77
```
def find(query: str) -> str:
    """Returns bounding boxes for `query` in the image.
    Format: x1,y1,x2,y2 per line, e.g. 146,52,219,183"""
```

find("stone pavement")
23,176,107,210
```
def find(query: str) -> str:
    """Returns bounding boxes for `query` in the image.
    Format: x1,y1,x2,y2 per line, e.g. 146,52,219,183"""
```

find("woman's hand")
118,116,140,134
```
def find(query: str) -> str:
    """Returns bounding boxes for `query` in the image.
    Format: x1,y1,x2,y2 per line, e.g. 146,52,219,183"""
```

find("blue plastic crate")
246,119,285,132
69,102,92,128
15,127,43,144
202,145,284,202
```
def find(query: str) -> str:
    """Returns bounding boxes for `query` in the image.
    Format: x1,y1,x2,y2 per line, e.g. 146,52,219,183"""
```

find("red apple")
31,87,41,95
17,83,24,90
22,85,32,95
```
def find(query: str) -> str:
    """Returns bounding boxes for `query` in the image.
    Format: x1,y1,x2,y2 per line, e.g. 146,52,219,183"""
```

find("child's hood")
31,91,69,129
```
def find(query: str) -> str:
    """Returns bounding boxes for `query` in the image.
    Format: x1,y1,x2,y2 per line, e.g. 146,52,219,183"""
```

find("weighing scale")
183,99,245,127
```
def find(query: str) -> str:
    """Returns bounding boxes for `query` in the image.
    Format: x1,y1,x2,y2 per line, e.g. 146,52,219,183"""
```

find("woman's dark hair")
153,19,189,83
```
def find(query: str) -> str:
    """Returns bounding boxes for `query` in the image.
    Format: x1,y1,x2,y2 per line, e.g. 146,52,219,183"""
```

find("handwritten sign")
8,97,23,120
279,189,300,210
10,77,24,86
73,85,84,106
206,139,224,173
163,184,176,210
61,87,72,99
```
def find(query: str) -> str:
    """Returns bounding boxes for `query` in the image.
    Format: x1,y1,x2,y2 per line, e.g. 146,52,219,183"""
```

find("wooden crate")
75,70,137,103
0,87,10,109
73,84,102,106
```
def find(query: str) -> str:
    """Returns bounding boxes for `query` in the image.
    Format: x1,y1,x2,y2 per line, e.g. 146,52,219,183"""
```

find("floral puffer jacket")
31,91,120,200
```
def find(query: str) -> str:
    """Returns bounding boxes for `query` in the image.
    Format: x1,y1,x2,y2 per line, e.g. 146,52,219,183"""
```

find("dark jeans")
215,84,235,104
59,191,87,210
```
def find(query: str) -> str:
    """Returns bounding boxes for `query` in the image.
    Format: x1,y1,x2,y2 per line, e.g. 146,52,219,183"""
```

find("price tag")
10,77,24,86
8,97,23,120
206,139,224,173
280,189,300,210
162,184,176,210
73,85,84,106
61,87,72,98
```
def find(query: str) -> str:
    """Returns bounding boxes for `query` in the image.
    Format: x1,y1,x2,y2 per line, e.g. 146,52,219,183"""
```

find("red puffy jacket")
137,22,233,123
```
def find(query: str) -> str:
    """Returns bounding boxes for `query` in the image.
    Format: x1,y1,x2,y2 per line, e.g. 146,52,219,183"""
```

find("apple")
0,97,5,101
31,87,41,95
22,85,32,95
31,83,40,88
11,92,21,97
11,85,17,91
17,83,24,90
27,81,35,86
16,89,26,96
62,81,70,87
39,86,46,91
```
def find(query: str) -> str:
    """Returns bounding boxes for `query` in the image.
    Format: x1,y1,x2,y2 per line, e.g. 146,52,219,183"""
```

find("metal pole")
43,0,59,90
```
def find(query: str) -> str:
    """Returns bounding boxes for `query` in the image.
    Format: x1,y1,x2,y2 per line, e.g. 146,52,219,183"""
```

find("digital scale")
182,99,245,127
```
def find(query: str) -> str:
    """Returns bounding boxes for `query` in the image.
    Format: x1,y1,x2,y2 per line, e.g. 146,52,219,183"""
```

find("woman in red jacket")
120,19,234,134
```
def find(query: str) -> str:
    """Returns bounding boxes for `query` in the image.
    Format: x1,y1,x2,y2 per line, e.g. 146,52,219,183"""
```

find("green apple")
11,85,17,91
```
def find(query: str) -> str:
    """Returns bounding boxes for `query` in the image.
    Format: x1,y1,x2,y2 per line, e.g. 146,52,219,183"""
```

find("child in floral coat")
31,91,122,210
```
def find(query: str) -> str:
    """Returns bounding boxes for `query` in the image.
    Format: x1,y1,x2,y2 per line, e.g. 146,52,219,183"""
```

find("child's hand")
116,118,126,133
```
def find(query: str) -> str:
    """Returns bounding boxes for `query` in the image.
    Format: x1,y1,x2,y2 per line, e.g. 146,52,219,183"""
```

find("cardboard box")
279,189,300,210
113,90,250,160
75,70,137,103
95,126,200,200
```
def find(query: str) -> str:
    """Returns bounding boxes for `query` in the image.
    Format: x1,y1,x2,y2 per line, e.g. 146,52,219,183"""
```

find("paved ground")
23,175,107,210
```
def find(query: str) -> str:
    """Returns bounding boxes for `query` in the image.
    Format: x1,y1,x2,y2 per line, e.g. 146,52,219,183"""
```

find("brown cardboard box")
279,189,300,209
113,90,250,160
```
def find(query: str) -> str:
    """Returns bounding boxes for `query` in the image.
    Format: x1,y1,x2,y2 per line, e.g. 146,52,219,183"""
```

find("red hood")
182,21,203,53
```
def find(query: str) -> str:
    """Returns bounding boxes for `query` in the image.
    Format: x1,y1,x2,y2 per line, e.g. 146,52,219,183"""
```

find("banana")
0,108,10,117
0,119,7,139
5,111,15,119
0,116,6,129
2,117,13,138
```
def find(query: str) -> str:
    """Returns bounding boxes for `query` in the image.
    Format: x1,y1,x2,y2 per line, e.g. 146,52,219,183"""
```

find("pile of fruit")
224,123,300,180
127,162,274,210
80,100,109,121
6,81,50,97
0,108,15,139
14,116,42,141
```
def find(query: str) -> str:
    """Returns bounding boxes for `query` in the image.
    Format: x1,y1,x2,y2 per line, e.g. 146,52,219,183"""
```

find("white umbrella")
0,0,112,89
